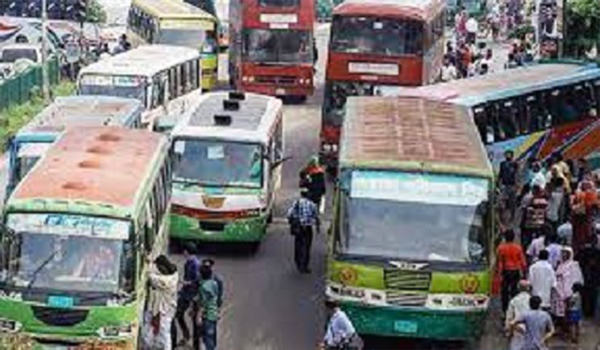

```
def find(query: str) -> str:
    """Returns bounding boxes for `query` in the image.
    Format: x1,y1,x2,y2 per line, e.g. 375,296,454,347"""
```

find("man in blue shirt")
287,188,320,274
173,243,200,348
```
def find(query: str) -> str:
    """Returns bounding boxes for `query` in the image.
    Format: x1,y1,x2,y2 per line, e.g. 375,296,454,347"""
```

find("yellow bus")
127,0,219,91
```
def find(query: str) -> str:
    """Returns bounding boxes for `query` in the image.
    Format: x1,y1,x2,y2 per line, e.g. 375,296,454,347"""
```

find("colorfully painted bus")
77,44,204,129
127,0,220,90
403,61,600,172
0,126,172,348
229,0,316,99
170,91,284,247
5,95,143,200
327,96,494,340
320,0,446,171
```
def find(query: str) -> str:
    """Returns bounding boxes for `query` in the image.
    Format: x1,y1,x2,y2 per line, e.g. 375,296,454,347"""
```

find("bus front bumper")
0,332,135,349
337,301,487,341
240,83,314,97
170,213,268,243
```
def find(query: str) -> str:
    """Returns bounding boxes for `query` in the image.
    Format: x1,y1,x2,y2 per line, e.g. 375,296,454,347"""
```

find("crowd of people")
142,250,223,350
497,150,600,349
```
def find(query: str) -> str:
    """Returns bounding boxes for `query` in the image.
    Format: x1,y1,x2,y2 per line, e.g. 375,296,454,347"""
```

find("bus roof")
79,45,201,77
333,0,445,21
340,96,492,178
171,91,283,144
8,127,168,217
132,0,216,20
413,62,600,107
17,96,142,136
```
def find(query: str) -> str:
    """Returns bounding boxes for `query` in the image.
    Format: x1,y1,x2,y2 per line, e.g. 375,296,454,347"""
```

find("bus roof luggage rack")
223,100,240,111
229,91,246,100
214,114,232,126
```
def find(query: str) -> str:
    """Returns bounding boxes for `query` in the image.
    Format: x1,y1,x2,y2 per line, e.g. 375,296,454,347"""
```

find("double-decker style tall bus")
404,62,600,172
127,0,220,90
78,45,203,129
320,0,446,171
229,0,316,99
0,127,172,348
170,91,284,249
327,96,494,340
5,95,143,200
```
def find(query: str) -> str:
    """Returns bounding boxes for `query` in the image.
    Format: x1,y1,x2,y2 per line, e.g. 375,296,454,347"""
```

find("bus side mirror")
271,156,292,169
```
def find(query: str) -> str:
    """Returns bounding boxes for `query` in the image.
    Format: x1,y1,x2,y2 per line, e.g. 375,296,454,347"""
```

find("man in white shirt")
530,162,547,189
322,300,361,350
440,57,458,82
466,16,479,44
528,250,557,309
505,280,532,350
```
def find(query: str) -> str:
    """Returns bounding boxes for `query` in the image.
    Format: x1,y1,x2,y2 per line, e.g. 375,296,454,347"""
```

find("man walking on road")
498,149,519,223
287,188,320,274
196,264,220,350
173,243,200,348
529,250,557,311
497,229,527,313
510,296,555,350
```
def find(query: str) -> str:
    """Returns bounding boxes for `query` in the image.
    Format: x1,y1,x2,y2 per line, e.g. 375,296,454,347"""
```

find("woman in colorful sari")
552,247,583,337
571,180,598,254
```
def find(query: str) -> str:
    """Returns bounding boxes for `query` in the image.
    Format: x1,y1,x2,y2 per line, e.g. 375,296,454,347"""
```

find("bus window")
499,100,518,139
525,94,544,133
485,103,503,141
169,67,177,99
473,105,488,143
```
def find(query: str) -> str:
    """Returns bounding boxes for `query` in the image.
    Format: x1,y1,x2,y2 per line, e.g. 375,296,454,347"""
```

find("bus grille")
31,306,88,327
384,269,432,291
386,291,428,307
256,75,296,85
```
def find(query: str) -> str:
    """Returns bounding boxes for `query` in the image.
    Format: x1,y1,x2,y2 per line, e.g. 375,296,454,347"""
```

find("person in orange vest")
299,156,326,208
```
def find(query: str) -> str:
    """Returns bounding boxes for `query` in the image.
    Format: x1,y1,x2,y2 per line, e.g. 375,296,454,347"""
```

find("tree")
564,0,600,59
85,0,107,24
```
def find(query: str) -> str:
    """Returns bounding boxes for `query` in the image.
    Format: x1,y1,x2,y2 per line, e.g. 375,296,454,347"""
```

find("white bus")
77,44,203,128
169,91,284,248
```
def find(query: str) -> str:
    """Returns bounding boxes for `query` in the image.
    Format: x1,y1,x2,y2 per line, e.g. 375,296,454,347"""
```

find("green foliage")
0,81,75,152
507,25,535,40
86,0,108,24
565,0,600,58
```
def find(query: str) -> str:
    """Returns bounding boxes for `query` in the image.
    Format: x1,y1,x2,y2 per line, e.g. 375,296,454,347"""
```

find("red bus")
320,0,446,170
229,0,315,99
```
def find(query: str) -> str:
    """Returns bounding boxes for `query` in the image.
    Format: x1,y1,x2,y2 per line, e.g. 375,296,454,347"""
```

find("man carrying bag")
287,188,320,274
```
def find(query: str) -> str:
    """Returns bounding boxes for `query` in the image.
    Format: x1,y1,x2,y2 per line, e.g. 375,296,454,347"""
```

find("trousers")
294,226,313,272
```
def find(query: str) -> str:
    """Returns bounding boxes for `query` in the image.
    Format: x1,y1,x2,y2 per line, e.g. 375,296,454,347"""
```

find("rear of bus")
229,0,315,99
5,96,143,200
327,97,494,341
169,91,284,245
129,0,220,91
0,127,170,348
320,0,445,171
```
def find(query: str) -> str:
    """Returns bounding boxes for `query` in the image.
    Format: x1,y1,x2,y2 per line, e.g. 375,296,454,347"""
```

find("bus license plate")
394,320,418,334
48,295,74,308
275,88,285,95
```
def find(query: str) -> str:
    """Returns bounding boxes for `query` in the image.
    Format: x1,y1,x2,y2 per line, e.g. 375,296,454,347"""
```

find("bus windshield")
159,28,217,54
1,213,133,294
340,171,489,264
173,139,263,188
331,16,423,55
243,29,312,64
79,74,147,104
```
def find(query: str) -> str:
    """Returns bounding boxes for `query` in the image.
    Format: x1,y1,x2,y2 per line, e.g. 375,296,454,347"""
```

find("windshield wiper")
25,247,63,291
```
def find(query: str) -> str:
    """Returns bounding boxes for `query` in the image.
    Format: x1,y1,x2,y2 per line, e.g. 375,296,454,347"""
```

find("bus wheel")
248,242,261,254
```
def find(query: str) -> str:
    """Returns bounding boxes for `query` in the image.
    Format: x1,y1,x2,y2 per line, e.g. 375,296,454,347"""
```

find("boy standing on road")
196,264,220,350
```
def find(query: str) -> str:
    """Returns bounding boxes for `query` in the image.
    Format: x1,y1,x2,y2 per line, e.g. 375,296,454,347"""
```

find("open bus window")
330,16,423,56
243,29,312,64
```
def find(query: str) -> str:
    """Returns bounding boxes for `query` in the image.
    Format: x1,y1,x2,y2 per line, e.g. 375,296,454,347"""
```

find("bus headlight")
243,76,255,83
98,324,134,338
0,318,21,333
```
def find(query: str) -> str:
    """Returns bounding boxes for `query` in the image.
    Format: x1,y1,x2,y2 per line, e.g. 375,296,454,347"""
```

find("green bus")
169,91,284,247
0,126,172,348
327,96,495,340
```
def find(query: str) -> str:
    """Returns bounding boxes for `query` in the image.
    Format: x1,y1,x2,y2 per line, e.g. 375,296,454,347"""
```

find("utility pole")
41,0,50,102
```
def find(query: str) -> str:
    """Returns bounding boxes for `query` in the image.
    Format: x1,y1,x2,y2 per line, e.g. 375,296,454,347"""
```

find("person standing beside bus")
299,156,326,210
498,150,519,222
497,229,527,313
173,244,200,348
321,300,362,350
196,264,220,350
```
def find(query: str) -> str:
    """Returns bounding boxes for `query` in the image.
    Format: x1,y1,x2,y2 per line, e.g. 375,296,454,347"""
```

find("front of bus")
0,207,140,349
321,6,444,170
169,136,273,244
238,0,315,98
327,168,493,340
